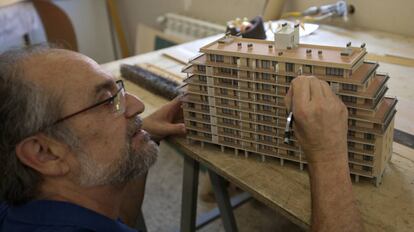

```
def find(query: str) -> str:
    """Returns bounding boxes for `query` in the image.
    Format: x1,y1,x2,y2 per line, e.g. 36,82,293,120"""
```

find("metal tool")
284,111,294,144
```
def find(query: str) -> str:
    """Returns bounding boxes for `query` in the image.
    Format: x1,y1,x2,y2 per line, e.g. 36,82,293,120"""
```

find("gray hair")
0,46,78,205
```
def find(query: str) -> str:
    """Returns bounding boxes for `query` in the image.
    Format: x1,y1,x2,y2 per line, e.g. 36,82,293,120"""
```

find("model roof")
200,36,367,69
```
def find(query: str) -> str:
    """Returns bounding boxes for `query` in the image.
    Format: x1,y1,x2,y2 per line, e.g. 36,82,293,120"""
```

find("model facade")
182,24,397,186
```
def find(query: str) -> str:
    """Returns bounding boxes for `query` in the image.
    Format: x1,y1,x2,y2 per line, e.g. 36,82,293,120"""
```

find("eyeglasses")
53,80,126,125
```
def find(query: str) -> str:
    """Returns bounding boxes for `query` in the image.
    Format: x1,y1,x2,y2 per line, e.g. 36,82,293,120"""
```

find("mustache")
127,116,142,139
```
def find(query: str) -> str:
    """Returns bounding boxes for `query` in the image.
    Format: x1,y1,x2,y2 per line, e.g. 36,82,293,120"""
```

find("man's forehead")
24,50,112,86
22,49,115,106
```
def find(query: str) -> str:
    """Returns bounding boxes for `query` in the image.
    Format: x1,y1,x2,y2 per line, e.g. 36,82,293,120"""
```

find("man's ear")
15,134,70,176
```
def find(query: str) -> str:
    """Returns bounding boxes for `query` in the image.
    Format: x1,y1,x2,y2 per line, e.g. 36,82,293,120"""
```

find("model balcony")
348,154,374,167
349,164,373,177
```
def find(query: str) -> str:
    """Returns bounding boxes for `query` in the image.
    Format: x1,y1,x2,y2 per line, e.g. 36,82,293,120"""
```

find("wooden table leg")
180,155,200,232
208,170,238,232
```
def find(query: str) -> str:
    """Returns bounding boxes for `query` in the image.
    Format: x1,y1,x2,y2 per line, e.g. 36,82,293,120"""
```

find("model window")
232,57,239,65
201,104,208,110
262,84,271,91
263,126,272,132
264,136,272,142
221,78,232,85
363,166,372,172
219,67,232,74
263,145,272,151
220,88,228,95
262,60,270,69
342,95,357,103
349,119,356,126
216,55,224,62
202,114,210,120
224,137,234,143
189,112,196,117
348,130,355,137
198,75,207,82
363,144,374,151
262,116,272,122
262,105,271,112
209,54,215,62
286,63,294,72
262,73,270,80
190,121,197,126
364,133,375,140
223,128,234,134
222,108,232,115
343,83,358,92
198,65,206,72
303,65,312,73
363,156,373,161
223,118,233,124
326,67,344,76
262,95,271,102
221,98,228,105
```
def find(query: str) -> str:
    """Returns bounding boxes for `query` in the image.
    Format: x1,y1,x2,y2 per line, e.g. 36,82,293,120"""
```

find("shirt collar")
7,200,136,232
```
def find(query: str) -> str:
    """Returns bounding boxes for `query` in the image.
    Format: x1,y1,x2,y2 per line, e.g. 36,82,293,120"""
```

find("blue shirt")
0,200,137,232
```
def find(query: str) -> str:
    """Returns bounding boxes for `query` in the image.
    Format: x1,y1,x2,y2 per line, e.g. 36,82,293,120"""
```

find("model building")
182,23,397,186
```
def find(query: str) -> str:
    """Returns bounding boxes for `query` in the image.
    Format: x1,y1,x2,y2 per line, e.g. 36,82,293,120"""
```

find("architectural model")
182,23,397,186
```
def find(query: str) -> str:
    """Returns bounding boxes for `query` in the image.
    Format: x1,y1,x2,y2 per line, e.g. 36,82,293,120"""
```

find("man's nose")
124,93,145,118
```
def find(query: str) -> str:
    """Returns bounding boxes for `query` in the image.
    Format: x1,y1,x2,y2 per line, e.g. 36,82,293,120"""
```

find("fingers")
291,76,311,110
164,96,184,119
309,77,324,101
159,122,187,136
319,80,335,99
284,87,293,112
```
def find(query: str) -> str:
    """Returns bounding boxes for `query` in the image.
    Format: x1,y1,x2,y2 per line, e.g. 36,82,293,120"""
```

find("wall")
0,0,115,63
117,0,267,55
117,0,414,55
285,0,414,37
53,0,115,63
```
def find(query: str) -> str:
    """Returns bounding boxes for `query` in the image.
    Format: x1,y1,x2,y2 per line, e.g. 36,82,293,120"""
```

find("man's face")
25,50,158,187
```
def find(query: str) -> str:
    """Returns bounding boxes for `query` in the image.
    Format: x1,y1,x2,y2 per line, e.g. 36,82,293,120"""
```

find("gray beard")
76,118,159,187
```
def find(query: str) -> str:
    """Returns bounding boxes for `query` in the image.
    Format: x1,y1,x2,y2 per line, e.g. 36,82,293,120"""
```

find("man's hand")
284,76,348,164
284,76,363,232
142,96,186,142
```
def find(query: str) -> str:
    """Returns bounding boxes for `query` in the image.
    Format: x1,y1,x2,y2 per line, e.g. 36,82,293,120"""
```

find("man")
0,46,186,231
0,46,362,232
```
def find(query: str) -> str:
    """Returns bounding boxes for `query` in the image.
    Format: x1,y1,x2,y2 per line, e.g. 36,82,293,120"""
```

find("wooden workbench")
101,25,414,232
